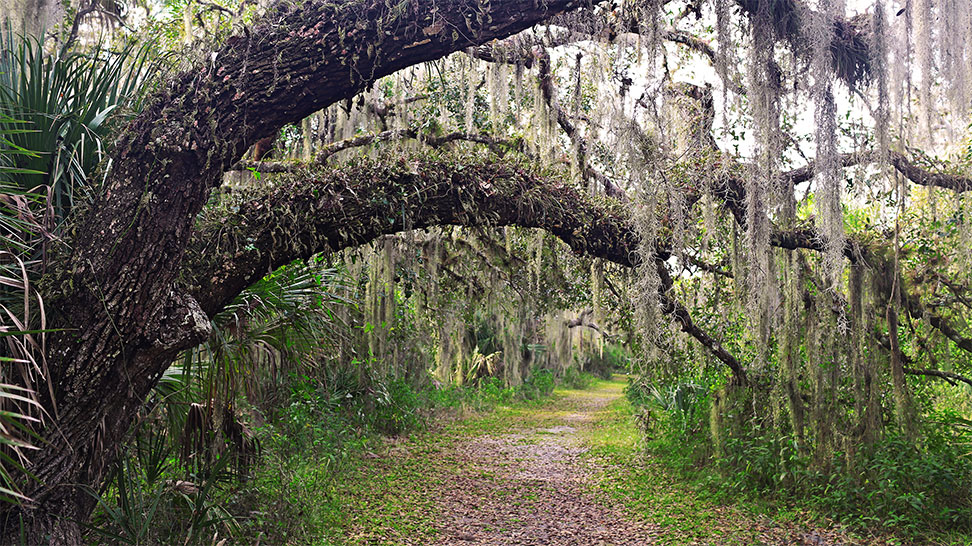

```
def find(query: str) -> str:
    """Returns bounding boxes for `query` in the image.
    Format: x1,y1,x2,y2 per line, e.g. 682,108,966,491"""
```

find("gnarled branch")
890,151,972,193
185,155,747,384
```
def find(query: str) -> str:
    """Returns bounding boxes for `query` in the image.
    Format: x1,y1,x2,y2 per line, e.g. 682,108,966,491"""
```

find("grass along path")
330,376,899,546
424,379,659,546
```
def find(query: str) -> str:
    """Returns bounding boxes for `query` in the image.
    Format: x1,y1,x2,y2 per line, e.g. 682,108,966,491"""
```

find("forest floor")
330,376,910,546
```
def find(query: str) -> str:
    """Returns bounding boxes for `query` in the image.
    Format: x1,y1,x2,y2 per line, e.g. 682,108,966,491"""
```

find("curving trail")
342,376,883,546
429,381,659,546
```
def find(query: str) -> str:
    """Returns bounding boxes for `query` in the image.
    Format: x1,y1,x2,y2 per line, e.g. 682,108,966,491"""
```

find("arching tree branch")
778,150,972,193
903,368,972,388
229,129,524,173
184,155,748,384
906,294,972,357
890,151,972,192
875,332,972,387
315,129,523,163
187,156,638,315
783,150,872,185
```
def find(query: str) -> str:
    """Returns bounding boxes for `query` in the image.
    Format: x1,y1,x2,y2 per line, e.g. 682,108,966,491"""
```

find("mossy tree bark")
2,0,590,541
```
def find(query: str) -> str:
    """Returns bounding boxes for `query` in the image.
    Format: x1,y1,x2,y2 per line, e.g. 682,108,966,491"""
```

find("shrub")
628,377,972,538
371,378,422,435
561,367,596,389
521,367,555,400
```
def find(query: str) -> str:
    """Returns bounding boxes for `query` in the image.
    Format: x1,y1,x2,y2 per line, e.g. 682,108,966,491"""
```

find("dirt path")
340,377,894,546
428,380,659,546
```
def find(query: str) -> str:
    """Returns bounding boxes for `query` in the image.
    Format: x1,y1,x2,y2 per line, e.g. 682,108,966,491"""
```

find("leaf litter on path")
343,381,910,546
428,393,660,546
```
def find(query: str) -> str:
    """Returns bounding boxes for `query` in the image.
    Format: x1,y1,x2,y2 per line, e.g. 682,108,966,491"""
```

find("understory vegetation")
89,366,566,545
626,376,972,540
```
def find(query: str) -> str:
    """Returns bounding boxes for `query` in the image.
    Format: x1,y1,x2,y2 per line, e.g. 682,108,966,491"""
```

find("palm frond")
0,22,161,224
143,260,352,470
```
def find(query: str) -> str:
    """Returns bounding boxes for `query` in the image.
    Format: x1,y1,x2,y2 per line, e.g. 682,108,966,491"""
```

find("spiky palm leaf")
0,26,157,504
0,22,159,224
0,112,47,504
143,260,351,469
204,261,350,404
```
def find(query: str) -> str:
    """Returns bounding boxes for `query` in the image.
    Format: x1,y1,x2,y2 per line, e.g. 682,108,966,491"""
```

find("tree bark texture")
5,0,965,539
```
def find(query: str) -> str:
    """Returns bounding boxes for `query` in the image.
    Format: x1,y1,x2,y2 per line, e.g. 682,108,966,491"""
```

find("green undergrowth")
579,382,857,545
87,368,562,545
231,368,560,545
585,378,972,546
578,379,775,545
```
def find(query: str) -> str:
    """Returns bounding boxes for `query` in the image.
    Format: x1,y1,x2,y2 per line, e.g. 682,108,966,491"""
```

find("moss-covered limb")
712,150,970,266
504,0,868,89
655,261,748,384
315,129,524,163
906,292,972,357
467,30,569,68
184,154,747,383
469,22,721,74
685,254,733,278
774,149,972,192
873,329,972,387
573,0,871,86
534,49,627,199
780,150,972,192
734,0,871,87
229,130,523,172
16,0,593,540
364,93,431,130
566,319,616,339
665,28,717,61
782,150,872,185
890,151,972,192
317,129,414,162
230,160,303,173
186,155,639,316
711,171,870,262
903,367,972,388
660,29,748,95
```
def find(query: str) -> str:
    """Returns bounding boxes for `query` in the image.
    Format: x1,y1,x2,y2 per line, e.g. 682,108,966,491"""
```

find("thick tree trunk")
3,0,588,541
2,0,949,538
